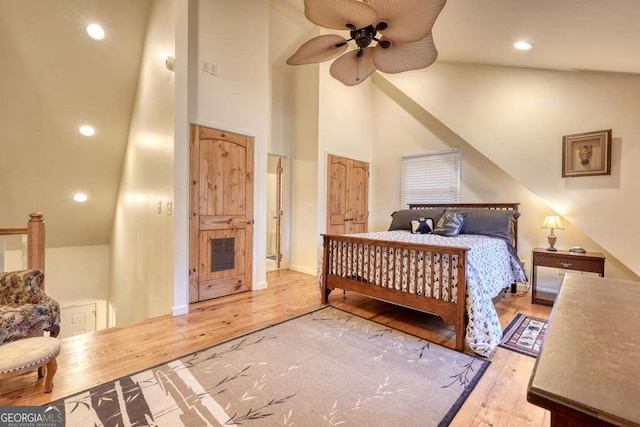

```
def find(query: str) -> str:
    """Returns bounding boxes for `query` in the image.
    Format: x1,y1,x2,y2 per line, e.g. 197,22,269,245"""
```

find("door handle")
560,262,572,268
245,219,255,225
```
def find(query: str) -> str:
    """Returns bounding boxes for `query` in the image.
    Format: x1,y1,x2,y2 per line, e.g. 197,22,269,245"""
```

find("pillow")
432,211,467,237
459,209,520,243
410,218,434,234
388,209,445,231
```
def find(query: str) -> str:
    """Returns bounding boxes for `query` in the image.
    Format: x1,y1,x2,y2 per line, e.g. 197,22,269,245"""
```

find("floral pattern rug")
499,313,548,358
52,307,490,426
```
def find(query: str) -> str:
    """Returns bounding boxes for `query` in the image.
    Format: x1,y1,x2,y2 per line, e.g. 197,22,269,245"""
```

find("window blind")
400,149,460,208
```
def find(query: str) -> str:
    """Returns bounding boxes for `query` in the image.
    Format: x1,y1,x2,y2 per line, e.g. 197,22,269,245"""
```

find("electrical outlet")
202,61,209,72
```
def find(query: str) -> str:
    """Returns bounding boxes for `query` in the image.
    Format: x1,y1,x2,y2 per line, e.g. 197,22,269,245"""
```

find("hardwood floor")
0,270,552,426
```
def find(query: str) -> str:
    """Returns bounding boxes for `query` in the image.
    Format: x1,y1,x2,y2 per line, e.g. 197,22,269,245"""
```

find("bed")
320,203,527,357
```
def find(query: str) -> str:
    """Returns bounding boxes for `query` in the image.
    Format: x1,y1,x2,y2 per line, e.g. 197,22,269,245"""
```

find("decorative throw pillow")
388,209,445,231
432,211,466,237
459,209,521,243
410,218,434,234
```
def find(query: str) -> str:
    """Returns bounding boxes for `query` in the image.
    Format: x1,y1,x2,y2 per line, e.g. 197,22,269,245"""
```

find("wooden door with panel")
347,159,369,234
189,125,254,303
327,154,369,235
275,156,283,268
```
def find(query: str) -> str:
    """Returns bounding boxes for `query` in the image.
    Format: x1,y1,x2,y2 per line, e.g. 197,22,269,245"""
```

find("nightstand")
531,248,605,305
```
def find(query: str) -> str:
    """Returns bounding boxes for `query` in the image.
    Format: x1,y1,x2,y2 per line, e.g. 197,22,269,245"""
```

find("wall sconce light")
165,56,175,72
541,216,565,251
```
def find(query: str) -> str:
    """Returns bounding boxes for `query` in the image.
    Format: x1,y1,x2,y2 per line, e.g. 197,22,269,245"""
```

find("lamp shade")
542,216,565,230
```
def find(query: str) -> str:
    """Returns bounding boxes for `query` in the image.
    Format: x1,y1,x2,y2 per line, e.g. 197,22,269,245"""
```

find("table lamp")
542,216,565,251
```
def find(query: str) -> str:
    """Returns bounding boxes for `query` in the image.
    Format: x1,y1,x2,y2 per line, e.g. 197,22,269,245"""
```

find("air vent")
211,237,235,272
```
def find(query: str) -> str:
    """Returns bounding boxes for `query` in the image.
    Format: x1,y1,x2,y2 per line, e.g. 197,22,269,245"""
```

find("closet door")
347,159,369,234
189,125,254,303
327,154,369,235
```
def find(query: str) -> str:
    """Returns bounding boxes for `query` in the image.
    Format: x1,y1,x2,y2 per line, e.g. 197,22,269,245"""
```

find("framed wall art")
562,129,612,178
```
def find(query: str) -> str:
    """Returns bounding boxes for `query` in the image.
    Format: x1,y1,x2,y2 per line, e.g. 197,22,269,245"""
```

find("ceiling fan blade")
372,33,437,74
364,0,446,42
287,35,349,65
330,48,377,86
304,0,378,31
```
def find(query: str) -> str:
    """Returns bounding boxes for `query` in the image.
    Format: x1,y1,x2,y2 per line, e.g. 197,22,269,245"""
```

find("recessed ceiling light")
87,23,105,40
74,193,88,203
79,125,95,136
514,41,533,51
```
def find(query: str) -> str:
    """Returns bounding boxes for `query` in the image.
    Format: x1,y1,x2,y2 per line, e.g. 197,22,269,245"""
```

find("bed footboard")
321,234,469,351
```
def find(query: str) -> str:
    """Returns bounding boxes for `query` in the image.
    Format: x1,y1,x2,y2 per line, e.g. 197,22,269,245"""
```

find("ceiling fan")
286,0,447,86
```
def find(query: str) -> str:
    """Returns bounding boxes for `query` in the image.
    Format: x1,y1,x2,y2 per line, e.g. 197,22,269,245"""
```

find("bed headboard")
408,203,520,251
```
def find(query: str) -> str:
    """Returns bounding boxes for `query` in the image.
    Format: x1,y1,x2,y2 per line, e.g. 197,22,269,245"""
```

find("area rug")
51,307,490,426
499,313,548,358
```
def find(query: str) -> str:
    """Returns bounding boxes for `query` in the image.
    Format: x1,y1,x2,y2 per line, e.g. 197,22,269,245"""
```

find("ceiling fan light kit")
287,0,447,86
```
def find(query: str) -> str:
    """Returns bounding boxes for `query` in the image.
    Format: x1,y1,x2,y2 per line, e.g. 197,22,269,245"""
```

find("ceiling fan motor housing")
351,25,376,48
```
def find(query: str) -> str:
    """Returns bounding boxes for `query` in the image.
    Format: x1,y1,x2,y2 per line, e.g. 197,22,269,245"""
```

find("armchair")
0,269,60,344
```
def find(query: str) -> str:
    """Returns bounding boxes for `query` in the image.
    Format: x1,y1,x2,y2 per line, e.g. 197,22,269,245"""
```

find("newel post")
27,212,45,274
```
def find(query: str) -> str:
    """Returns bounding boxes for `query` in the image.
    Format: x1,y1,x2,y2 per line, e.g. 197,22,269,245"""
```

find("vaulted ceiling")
1,0,638,249
435,0,640,74
0,0,150,248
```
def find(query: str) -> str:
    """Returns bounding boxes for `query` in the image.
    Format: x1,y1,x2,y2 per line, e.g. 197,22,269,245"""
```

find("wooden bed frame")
320,203,519,352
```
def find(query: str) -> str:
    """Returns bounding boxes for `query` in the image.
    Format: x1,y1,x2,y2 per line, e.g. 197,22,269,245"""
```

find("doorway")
267,155,284,271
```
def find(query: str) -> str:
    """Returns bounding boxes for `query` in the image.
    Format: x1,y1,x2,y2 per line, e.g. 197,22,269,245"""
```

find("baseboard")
289,265,317,276
253,281,267,291
172,304,189,316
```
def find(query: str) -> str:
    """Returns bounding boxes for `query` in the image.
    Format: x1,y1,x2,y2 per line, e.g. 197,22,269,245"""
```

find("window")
400,149,460,208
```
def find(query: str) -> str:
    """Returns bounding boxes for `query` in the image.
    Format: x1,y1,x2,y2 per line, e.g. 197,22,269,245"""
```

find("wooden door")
275,157,283,269
327,154,369,235
189,125,254,303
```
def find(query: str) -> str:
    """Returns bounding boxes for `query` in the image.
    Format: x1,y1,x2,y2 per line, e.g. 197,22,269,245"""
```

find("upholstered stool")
0,337,60,393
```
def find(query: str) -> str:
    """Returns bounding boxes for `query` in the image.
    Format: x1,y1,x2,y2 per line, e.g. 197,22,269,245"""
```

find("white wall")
287,65,320,275
192,0,270,289
383,63,640,277
315,59,374,263
5,245,110,330
173,0,190,316
269,1,320,275
371,75,638,286
269,2,319,273
110,0,176,326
